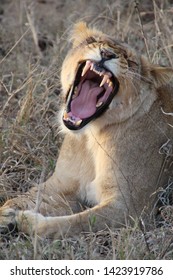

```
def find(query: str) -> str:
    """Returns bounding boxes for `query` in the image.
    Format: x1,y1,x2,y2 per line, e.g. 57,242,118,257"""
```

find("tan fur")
0,22,173,238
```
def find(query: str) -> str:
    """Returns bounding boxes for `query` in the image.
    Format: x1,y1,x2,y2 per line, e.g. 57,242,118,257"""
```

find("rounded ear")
150,65,173,88
69,21,91,47
69,21,102,48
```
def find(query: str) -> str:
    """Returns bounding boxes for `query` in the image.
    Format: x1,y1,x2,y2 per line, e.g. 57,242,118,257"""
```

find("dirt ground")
0,0,173,260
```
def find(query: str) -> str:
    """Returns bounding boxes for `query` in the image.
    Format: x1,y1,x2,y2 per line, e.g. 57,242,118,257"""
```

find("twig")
134,0,151,61
0,27,30,65
33,158,47,260
25,4,42,57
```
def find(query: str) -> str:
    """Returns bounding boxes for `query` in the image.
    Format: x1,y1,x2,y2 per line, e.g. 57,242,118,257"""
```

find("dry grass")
0,0,173,260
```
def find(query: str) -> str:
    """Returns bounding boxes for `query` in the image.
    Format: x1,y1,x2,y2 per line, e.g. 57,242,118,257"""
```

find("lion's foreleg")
16,198,125,238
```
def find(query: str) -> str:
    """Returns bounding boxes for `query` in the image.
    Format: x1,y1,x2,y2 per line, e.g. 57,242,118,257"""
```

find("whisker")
126,70,151,83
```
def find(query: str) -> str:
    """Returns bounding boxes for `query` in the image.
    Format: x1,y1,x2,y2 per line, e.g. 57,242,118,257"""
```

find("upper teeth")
81,60,92,76
82,60,113,88
100,74,112,87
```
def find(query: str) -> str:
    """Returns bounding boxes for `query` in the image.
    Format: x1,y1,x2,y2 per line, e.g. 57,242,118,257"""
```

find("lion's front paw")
0,206,18,234
0,206,47,237
17,210,46,237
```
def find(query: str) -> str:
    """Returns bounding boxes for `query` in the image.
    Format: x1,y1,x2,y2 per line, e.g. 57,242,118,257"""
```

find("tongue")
71,80,104,119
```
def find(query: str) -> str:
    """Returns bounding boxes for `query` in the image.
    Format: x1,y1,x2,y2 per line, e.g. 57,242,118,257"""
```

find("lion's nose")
98,49,118,68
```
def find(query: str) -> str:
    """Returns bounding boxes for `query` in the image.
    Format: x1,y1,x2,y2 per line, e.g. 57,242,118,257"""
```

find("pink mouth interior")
71,72,112,119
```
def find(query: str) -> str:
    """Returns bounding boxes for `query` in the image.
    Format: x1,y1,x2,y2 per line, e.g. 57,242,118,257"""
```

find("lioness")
0,22,173,238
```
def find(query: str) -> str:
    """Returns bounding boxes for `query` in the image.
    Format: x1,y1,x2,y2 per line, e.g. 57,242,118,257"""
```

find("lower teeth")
75,120,82,126
63,112,82,126
96,101,103,108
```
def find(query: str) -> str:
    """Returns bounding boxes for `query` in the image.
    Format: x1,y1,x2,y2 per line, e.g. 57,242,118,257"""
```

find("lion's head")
61,22,173,131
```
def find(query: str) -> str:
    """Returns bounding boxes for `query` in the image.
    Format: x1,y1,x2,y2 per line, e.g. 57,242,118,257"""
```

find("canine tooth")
63,111,69,120
96,101,103,108
100,74,109,87
81,60,92,76
75,119,82,126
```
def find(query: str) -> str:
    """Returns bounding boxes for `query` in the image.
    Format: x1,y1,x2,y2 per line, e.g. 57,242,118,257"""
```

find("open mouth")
62,60,119,130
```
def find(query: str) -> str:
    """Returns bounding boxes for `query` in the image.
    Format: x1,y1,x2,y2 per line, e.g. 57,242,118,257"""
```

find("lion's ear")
150,65,173,88
69,21,102,48
70,22,90,47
